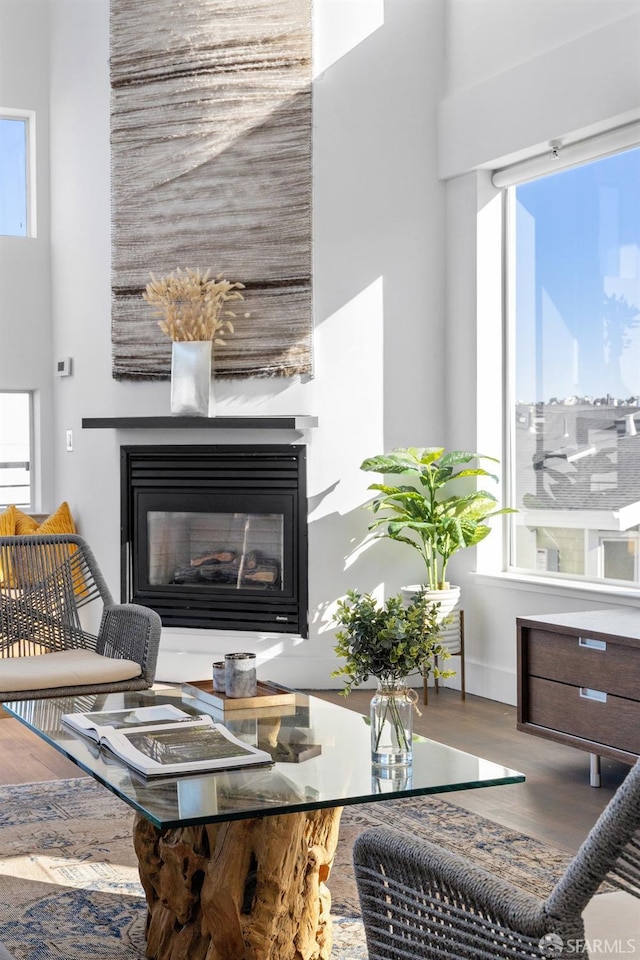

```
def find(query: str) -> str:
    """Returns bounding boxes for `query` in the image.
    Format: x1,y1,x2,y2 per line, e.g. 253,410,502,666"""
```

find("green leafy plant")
331,589,453,695
361,447,515,591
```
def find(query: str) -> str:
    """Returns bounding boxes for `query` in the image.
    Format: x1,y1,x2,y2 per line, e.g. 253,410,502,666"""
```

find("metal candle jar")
212,661,226,692
225,652,257,698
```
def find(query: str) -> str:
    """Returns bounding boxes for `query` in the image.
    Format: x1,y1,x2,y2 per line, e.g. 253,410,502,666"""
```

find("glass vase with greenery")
332,590,454,764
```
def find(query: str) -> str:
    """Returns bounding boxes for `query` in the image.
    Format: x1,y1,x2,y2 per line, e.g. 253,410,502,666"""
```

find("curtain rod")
492,121,640,189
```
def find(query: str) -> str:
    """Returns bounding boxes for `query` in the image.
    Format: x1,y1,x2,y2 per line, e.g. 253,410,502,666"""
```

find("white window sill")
469,570,640,608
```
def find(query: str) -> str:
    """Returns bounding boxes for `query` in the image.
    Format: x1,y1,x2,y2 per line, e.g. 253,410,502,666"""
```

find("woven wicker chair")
0,533,161,700
353,759,640,958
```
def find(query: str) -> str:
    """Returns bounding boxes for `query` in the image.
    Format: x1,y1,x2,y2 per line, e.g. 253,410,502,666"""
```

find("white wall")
440,0,640,178
0,0,54,510
46,0,447,687
444,0,640,96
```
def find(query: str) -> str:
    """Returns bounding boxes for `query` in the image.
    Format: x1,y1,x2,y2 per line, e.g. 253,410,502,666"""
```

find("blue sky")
0,117,27,237
515,145,640,403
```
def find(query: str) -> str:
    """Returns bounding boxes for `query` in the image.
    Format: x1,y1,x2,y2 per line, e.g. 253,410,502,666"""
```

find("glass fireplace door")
147,510,285,592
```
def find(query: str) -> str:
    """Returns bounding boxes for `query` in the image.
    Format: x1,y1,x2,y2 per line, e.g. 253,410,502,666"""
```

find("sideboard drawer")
528,677,640,755
526,628,638,699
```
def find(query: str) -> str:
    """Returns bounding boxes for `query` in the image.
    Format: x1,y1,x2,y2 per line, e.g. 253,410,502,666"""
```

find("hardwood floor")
0,711,83,784
0,688,631,856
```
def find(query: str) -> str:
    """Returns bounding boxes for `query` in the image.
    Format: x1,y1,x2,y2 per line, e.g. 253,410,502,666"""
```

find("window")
599,534,639,582
0,112,33,237
0,393,32,508
508,145,640,586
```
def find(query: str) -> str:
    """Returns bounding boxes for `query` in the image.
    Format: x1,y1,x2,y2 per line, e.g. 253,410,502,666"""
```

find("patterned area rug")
0,779,571,959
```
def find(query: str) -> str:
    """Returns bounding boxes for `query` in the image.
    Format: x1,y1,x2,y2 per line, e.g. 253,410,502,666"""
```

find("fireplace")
121,445,308,636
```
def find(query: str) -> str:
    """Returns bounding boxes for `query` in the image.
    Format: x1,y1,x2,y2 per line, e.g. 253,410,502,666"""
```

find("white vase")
170,340,214,417
400,584,461,622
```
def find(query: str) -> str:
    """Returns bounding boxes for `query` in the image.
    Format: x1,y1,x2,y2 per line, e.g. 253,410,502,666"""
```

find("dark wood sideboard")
517,608,640,785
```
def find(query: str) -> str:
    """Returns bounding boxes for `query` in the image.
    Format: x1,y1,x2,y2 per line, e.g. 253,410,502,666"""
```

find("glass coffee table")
6,686,524,960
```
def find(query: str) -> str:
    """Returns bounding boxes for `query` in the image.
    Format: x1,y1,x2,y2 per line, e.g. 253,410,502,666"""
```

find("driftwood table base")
134,806,344,960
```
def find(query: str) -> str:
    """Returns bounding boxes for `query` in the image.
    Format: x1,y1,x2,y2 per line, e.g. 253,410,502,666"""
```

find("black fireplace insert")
121,445,308,636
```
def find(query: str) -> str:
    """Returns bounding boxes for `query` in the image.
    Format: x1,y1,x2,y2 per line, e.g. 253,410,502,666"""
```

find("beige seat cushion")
0,648,141,692
583,889,640,955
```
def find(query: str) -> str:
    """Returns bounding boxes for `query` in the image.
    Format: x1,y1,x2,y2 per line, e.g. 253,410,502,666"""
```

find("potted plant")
332,589,453,766
360,447,515,618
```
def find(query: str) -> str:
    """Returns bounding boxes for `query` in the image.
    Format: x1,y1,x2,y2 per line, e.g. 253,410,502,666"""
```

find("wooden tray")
182,679,296,712
259,741,322,764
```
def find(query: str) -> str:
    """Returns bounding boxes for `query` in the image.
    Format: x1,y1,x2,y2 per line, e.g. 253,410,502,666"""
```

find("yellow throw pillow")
15,502,76,536
35,501,76,535
14,509,38,535
0,504,17,536
0,505,17,584
5,502,80,593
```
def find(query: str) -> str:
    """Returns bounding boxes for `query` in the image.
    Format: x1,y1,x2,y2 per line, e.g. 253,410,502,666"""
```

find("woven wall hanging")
110,0,312,380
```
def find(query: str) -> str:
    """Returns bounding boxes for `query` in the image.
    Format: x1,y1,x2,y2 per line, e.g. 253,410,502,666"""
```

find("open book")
61,704,274,779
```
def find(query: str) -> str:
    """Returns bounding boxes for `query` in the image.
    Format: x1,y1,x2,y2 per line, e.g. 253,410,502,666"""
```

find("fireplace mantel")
82,416,318,431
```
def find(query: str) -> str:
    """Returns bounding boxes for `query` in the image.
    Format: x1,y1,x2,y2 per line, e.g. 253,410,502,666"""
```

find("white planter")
400,584,461,623
170,340,214,417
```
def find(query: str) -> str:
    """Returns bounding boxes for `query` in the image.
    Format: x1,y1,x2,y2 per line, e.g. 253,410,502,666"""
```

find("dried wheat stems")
143,268,246,343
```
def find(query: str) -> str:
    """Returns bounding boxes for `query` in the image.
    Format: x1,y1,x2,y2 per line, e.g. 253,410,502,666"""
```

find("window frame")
595,531,640,583
0,390,34,510
503,142,640,591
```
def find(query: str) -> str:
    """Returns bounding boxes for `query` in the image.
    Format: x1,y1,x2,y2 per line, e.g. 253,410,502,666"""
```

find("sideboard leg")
589,753,601,788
